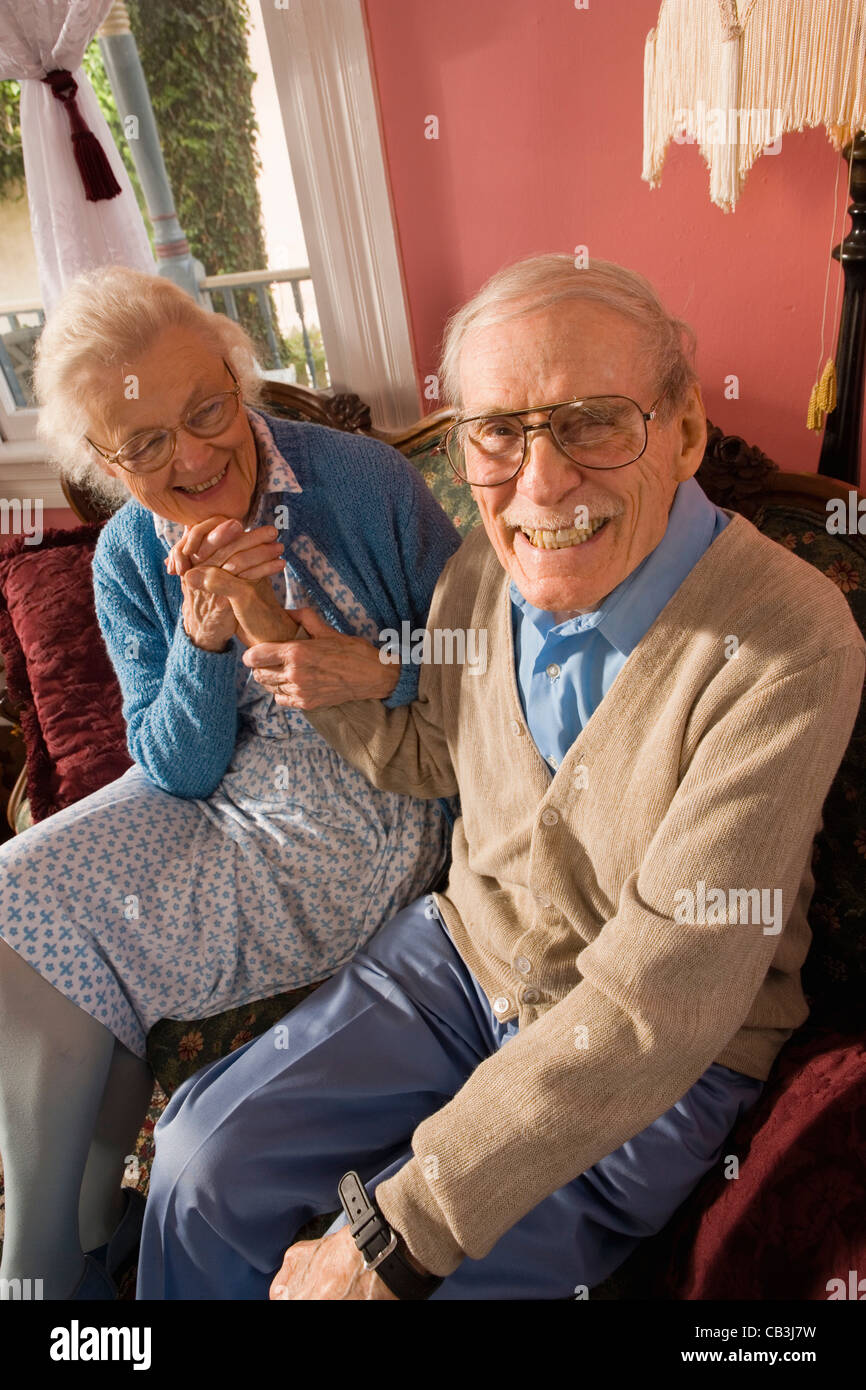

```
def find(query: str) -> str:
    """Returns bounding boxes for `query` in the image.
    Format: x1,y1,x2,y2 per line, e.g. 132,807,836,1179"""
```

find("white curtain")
0,0,154,317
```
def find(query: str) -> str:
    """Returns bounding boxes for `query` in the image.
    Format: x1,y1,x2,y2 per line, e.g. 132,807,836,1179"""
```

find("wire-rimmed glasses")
443,392,666,486
85,360,243,475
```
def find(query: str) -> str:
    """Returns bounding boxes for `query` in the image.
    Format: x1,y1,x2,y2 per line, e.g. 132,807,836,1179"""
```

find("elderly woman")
0,266,460,1300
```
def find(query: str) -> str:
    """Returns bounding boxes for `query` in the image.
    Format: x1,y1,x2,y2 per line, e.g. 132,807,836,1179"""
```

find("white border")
257,0,420,429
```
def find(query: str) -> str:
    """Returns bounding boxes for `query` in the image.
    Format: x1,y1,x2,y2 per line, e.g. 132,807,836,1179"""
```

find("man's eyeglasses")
443,392,666,486
86,360,243,475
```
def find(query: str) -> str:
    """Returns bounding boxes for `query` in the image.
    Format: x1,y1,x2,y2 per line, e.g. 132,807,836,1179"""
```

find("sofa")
0,381,863,1299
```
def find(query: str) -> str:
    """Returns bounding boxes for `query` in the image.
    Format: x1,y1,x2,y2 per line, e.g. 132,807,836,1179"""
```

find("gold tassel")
807,359,837,431
818,358,837,413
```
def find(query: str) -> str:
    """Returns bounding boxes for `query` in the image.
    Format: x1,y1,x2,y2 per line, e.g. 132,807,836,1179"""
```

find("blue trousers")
136,895,763,1300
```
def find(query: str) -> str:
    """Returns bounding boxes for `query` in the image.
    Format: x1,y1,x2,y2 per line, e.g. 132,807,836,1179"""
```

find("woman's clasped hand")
165,513,300,650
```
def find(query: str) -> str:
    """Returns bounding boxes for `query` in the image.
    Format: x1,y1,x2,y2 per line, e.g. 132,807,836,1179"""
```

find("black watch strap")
338,1171,443,1300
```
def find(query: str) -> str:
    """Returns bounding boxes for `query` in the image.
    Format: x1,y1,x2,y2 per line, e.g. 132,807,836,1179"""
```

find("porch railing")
197,267,320,387
0,303,45,408
0,268,322,410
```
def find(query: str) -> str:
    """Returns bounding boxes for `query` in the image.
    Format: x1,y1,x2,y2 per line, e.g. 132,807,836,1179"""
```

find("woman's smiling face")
85,326,259,526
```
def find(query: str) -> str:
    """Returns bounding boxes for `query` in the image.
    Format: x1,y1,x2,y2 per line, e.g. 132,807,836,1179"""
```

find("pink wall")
363,0,861,478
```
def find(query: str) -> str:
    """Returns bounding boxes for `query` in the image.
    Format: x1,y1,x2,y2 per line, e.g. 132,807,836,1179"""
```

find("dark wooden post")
818,132,866,485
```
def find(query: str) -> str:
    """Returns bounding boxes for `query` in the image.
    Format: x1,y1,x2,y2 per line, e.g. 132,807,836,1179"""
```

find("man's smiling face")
457,299,706,616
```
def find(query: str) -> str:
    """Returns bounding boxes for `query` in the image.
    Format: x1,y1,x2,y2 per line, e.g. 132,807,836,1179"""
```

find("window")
0,0,419,507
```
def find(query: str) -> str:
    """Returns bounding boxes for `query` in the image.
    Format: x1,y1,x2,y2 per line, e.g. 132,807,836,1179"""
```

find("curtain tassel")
41,68,121,202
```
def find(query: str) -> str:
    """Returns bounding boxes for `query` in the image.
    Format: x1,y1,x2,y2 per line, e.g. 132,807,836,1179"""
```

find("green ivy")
284,325,327,389
125,0,285,365
0,80,24,200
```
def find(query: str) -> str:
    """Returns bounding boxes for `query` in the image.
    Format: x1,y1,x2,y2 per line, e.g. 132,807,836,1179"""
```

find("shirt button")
540,808,560,826
523,988,541,1004
514,955,532,975
492,996,511,1014
509,719,523,736
545,663,561,680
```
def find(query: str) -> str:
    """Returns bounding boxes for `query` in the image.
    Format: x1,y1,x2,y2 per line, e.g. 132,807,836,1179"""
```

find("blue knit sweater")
92,413,462,799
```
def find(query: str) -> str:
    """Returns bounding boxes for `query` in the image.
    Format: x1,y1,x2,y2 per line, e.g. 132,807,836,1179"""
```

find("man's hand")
243,607,400,709
183,565,298,648
269,1225,399,1301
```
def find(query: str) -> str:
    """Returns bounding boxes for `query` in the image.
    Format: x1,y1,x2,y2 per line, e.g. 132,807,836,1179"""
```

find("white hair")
439,253,698,418
32,265,264,510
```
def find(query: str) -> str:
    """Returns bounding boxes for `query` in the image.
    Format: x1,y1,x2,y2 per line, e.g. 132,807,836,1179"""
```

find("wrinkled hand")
269,1226,399,1301
165,515,285,583
180,568,236,652
183,565,298,649
243,607,400,709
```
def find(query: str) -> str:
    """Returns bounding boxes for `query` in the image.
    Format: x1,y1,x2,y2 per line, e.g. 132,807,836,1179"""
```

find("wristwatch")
338,1171,443,1300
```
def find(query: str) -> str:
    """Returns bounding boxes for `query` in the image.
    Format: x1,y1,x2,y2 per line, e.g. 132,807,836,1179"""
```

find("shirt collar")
152,407,302,547
509,477,720,655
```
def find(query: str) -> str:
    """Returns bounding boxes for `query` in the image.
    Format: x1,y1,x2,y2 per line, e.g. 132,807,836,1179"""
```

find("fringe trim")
644,1,866,211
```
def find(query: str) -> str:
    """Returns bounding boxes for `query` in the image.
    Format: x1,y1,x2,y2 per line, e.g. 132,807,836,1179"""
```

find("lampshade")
643,0,866,212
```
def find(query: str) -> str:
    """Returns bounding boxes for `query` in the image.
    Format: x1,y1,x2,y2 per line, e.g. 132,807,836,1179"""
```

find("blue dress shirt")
510,478,731,772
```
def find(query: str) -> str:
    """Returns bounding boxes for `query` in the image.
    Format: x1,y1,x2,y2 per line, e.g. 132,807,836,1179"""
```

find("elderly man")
136,255,864,1301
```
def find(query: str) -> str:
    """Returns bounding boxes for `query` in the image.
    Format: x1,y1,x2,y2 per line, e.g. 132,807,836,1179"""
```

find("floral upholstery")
403,437,480,538
146,982,328,1095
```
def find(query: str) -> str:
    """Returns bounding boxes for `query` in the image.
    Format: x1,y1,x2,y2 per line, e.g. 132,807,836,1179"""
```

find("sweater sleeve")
92,537,240,799
306,680,458,799
303,552,459,798
382,461,463,709
373,643,866,1277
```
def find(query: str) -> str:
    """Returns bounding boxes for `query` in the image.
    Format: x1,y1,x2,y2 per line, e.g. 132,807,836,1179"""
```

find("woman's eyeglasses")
443,392,666,486
86,360,243,475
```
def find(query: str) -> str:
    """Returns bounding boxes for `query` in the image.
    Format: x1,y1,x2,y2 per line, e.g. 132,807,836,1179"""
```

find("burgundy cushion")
0,525,130,822
649,1028,866,1299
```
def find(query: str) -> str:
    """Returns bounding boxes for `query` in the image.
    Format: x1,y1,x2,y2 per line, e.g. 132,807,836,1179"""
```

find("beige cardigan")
307,512,865,1278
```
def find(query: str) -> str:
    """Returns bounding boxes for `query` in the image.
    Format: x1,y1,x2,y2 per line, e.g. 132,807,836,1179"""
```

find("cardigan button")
540,808,560,827
514,955,532,975
492,996,511,1014
523,988,541,1004
509,719,523,736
